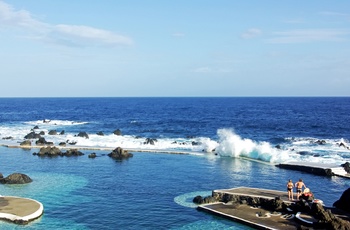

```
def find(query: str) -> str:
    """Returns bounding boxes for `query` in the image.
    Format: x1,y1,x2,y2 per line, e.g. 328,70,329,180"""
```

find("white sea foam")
215,129,292,163
0,122,349,165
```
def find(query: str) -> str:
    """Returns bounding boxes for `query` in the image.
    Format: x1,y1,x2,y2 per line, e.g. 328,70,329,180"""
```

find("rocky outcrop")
193,195,217,204
108,147,133,160
342,162,350,174
48,130,57,135
33,147,84,157
311,203,350,230
88,153,97,158
24,132,41,139
20,140,31,146
96,131,104,136
64,149,84,157
333,188,350,213
35,137,53,146
77,132,89,139
314,140,326,145
113,129,122,136
0,173,32,184
194,193,285,212
144,138,157,145
67,140,77,145
34,146,61,156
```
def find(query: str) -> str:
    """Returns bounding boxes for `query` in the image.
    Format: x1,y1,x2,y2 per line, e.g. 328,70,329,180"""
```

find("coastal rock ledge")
108,147,133,160
0,173,32,184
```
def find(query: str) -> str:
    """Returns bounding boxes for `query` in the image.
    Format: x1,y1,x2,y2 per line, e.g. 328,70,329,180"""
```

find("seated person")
300,188,314,202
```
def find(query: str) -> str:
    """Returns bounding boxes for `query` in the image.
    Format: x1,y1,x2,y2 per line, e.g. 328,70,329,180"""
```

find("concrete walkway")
198,187,350,229
0,196,44,224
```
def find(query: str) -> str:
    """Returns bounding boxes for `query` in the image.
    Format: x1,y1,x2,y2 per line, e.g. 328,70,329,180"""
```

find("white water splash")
215,129,291,163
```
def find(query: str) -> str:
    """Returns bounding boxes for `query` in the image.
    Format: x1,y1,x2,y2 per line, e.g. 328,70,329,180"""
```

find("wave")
215,129,291,163
0,122,349,165
214,129,350,164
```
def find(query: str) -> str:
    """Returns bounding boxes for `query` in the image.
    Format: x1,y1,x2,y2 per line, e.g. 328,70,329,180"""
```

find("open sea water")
0,97,349,229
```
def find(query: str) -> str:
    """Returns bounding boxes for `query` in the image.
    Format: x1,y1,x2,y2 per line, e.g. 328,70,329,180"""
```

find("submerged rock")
88,153,97,158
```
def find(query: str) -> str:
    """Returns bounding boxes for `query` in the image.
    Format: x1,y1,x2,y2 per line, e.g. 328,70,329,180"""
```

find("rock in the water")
20,140,32,146
24,131,41,139
64,149,84,156
0,173,32,184
144,138,157,145
341,162,350,174
88,153,97,158
35,146,62,157
113,129,122,136
108,147,133,160
77,132,89,139
48,130,57,135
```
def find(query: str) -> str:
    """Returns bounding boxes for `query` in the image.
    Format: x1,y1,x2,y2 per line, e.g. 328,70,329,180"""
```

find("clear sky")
1,0,349,97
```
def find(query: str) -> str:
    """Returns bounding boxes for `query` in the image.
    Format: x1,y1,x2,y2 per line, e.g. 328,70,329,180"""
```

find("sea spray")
215,129,290,163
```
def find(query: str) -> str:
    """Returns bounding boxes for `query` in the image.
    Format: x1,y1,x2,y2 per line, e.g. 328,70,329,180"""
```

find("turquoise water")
0,147,349,229
0,97,349,229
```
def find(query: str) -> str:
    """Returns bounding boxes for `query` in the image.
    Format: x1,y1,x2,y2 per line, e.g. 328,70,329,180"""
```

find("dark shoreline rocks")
333,188,350,213
32,146,84,157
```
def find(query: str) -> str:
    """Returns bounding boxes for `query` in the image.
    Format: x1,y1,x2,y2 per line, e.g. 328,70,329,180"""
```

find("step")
330,167,347,176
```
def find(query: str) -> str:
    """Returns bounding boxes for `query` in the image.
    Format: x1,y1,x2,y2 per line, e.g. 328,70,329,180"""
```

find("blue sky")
1,0,349,97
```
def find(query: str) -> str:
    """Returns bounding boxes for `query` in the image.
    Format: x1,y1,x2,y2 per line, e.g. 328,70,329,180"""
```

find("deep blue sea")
0,97,349,229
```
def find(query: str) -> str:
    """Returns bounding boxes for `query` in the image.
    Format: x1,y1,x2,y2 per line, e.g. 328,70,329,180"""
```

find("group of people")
286,178,307,201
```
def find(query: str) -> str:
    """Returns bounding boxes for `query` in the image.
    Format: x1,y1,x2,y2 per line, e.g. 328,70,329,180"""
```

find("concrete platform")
276,161,350,178
197,187,350,230
0,196,44,224
199,202,298,229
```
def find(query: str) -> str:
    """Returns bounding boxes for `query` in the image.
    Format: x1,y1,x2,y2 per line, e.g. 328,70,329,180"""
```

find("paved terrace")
198,187,350,230
0,196,43,224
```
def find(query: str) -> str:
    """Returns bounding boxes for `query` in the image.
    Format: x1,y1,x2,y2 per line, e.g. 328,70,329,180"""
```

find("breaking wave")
0,120,349,165
215,129,291,163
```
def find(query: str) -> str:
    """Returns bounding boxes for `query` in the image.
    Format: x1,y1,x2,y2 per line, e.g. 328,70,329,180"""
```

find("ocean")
0,97,349,229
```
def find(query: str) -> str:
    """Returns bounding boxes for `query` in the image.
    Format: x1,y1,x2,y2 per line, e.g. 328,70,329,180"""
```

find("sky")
0,0,350,97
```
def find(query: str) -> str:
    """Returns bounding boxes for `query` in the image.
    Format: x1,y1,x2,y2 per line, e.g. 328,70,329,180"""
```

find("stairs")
330,167,348,176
